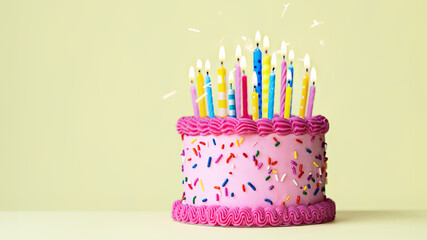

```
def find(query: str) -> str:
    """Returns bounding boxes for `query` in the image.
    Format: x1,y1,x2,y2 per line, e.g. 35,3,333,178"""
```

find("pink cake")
171,115,335,227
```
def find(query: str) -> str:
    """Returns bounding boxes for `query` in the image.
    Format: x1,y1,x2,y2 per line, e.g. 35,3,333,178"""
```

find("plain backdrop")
0,0,426,211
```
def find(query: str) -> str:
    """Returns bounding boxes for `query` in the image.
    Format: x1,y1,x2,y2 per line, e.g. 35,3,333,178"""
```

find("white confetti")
195,92,207,103
188,28,200,33
162,90,177,100
281,3,290,18
320,39,326,46
203,82,212,88
310,19,324,28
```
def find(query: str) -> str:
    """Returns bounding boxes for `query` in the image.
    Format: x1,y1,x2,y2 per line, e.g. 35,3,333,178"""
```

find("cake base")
171,198,335,227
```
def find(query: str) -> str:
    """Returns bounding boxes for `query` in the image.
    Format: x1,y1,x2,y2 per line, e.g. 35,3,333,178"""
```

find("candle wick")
272,67,275,71
256,43,259,47
306,68,309,72
237,58,240,62
265,50,268,54
221,62,224,66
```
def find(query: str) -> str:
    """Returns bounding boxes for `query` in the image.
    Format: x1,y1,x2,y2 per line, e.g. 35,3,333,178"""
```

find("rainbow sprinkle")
265,175,271,181
215,154,223,163
286,195,290,201
313,161,319,167
191,138,197,144
207,157,212,167
212,138,216,145
193,196,197,204
294,151,298,159
247,182,256,191
222,178,229,187
275,142,280,147
202,198,207,202
192,164,197,168
268,185,274,190
264,198,273,205
306,148,312,153
200,179,204,191
293,179,298,186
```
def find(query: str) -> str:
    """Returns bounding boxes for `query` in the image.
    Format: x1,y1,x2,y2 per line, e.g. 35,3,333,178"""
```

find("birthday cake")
171,32,335,227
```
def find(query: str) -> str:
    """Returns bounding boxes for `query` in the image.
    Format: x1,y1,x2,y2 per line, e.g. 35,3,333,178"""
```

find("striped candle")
228,71,236,118
217,46,227,117
280,41,287,118
299,54,310,118
205,60,215,118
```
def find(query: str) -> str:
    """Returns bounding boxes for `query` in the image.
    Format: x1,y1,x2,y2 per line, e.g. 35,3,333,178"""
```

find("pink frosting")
172,198,335,227
176,115,329,136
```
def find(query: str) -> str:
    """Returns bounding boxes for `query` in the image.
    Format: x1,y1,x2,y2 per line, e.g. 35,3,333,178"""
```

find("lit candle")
189,66,199,117
205,60,215,118
196,59,207,117
253,31,263,118
279,41,287,118
228,71,236,118
241,56,249,118
235,45,242,118
288,49,295,115
262,35,271,118
251,71,259,121
299,54,310,118
306,67,317,118
217,46,227,118
268,52,277,119
284,69,293,119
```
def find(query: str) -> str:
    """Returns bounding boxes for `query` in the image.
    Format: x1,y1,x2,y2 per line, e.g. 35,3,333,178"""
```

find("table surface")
0,210,426,240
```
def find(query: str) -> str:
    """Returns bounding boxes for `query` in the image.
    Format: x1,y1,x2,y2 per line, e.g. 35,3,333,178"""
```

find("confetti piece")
264,198,273,205
188,28,200,32
281,173,287,182
320,39,326,47
162,90,177,100
203,82,212,88
195,92,207,103
281,3,290,18
310,19,324,28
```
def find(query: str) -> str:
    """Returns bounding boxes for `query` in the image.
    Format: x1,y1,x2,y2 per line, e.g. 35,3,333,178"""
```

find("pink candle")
235,45,242,118
306,67,317,118
279,41,287,118
241,56,248,118
242,74,248,118
190,85,200,117
189,66,200,117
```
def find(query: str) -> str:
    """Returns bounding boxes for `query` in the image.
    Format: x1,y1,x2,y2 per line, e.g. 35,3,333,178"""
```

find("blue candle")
228,71,236,118
288,50,295,116
205,60,215,118
253,31,263,118
268,53,277,119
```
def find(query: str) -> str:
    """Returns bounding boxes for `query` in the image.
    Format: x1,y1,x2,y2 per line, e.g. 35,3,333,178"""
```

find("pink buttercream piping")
171,198,335,227
176,115,329,136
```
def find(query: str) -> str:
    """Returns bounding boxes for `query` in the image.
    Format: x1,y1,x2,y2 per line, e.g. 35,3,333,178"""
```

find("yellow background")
0,0,426,211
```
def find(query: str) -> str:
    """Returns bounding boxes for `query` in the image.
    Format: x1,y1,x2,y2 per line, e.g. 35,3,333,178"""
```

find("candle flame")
304,54,310,69
271,52,277,68
241,56,247,71
228,70,235,85
252,71,258,86
189,66,195,82
281,41,287,56
219,46,225,62
205,60,211,72
286,68,292,80
263,36,270,50
255,31,261,44
289,50,295,62
311,67,317,83
235,45,242,59
196,59,202,71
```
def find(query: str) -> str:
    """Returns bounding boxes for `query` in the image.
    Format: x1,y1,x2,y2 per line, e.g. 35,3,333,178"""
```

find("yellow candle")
217,46,227,117
251,71,259,121
262,36,271,117
196,59,207,117
299,54,310,118
284,70,293,119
